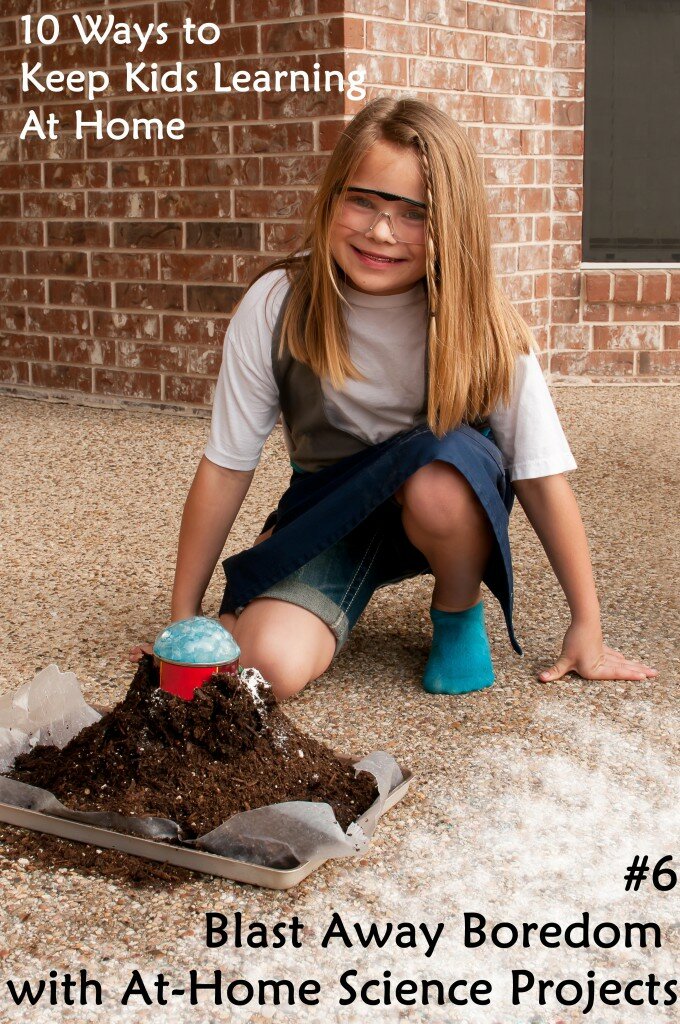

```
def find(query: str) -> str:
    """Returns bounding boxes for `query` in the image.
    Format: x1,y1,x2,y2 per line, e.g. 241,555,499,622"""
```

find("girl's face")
329,140,428,296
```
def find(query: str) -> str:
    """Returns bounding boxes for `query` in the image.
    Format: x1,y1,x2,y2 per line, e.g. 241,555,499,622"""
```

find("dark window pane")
583,0,680,261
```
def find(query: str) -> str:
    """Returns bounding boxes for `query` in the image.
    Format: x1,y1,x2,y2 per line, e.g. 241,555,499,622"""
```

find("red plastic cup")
156,656,240,701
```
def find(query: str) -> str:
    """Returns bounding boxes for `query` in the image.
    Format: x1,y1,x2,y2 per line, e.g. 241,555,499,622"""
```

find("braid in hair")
413,134,438,317
413,133,443,432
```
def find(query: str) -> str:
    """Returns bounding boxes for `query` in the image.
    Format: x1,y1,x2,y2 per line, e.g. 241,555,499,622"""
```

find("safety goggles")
333,186,427,244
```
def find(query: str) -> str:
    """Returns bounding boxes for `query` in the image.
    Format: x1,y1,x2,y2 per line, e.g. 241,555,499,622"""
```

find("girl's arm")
171,455,255,621
512,473,657,682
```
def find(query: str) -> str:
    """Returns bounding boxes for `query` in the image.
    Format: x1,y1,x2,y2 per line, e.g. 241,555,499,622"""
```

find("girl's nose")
366,213,398,243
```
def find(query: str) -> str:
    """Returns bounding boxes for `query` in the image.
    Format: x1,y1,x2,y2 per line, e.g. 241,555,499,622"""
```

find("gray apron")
219,283,522,654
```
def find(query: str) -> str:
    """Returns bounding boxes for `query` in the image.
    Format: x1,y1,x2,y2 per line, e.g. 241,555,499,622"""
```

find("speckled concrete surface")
0,388,678,1024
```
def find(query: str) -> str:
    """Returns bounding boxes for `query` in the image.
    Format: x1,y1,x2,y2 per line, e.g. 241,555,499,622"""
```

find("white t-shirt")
204,268,577,482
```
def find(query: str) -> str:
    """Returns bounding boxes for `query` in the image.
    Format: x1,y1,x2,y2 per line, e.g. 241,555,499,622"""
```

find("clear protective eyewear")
333,186,428,245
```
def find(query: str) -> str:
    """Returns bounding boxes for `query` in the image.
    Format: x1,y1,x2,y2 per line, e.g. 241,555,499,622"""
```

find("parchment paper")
0,667,404,869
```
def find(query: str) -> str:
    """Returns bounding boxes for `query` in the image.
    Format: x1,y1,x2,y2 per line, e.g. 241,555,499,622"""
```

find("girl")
129,98,656,699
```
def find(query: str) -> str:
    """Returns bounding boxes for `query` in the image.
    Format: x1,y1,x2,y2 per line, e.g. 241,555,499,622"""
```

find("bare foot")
127,642,153,663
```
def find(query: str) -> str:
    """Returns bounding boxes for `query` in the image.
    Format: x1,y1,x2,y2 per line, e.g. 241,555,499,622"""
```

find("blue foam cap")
152,616,240,666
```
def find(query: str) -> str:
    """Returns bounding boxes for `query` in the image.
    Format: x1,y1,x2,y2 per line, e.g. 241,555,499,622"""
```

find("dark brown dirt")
7,656,378,839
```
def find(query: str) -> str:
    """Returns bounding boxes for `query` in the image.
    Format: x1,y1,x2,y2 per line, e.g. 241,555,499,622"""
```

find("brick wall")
0,0,677,416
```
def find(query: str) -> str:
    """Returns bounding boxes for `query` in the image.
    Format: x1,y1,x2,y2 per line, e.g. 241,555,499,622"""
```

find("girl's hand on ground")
538,621,658,683
127,642,153,663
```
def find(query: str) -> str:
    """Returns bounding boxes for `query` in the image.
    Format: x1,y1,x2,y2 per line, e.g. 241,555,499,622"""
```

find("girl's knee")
401,462,482,535
232,607,334,701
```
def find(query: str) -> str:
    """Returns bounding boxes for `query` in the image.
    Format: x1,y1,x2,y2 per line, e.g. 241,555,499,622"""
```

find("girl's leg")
219,599,336,701
394,460,494,609
394,461,496,694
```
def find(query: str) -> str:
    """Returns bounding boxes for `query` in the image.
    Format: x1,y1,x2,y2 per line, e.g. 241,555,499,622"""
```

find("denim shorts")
236,494,431,660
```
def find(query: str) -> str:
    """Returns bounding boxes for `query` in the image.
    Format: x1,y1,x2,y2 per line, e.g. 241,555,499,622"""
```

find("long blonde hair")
244,97,533,436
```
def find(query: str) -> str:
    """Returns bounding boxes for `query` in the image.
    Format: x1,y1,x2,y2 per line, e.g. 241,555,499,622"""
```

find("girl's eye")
404,209,426,222
348,196,374,209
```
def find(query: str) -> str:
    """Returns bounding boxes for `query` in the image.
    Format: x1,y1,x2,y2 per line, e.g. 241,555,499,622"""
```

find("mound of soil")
7,656,378,839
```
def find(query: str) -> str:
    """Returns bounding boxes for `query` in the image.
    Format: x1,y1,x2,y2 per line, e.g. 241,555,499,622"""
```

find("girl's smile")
330,139,427,295
349,244,408,267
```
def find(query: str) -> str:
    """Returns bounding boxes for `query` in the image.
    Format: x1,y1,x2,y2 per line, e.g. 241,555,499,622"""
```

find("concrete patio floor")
0,386,677,1024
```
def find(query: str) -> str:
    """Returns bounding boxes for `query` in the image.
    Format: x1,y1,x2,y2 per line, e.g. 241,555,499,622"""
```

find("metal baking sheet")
0,768,412,890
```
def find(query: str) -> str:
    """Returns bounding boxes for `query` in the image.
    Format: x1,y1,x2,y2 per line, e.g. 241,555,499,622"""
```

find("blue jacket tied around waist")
218,421,523,656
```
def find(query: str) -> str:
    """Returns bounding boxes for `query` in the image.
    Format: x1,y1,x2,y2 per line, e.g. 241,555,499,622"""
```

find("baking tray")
0,767,412,889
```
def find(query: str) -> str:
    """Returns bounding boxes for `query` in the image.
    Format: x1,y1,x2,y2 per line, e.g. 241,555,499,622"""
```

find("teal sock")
422,600,495,695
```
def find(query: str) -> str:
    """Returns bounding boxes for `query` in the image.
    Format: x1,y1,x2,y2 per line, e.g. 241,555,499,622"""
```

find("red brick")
115,282,184,312
552,298,582,323
549,271,580,298
32,363,93,393
553,100,583,126
53,338,116,365
581,302,610,322
553,42,584,70
113,222,182,249
552,129,583,156
0,163,41,189
469,66,521,95
0,360,30,384
164,376,215,405
91,253,159,280
467,3,520,34
93,311,160,340
0,278,45,303
0,251,23,275
27,251,87,276
367,21,426,53
430,29,485,62
1,221,43,246
186,157,259,188
262,155,327,187
554,13,585,41
551,324,590,350
187,348,223,375
22,192,85,218
484,97,540,125
27,307,90,336
160,254,235,283
87,191,156,219
49,279,111,308
157,191,231,219
486,38,551,67
234,189,312,219
162,316,230,346
187,285,243,314
613,303,679,323
551,351,635,377
116,341,188,373
410,1,465,27
44,162,107,189
584,273,612,302
519,188,550,214
613,273,639,303
233,121,314,155
94,369,161,401
0,334,49,360
593,325,662,350
485,158,535,185
640,274,669,304
552,159,582,185
638,351,680,376
47,221,110,248
409,59,466,91
112,160,181,189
